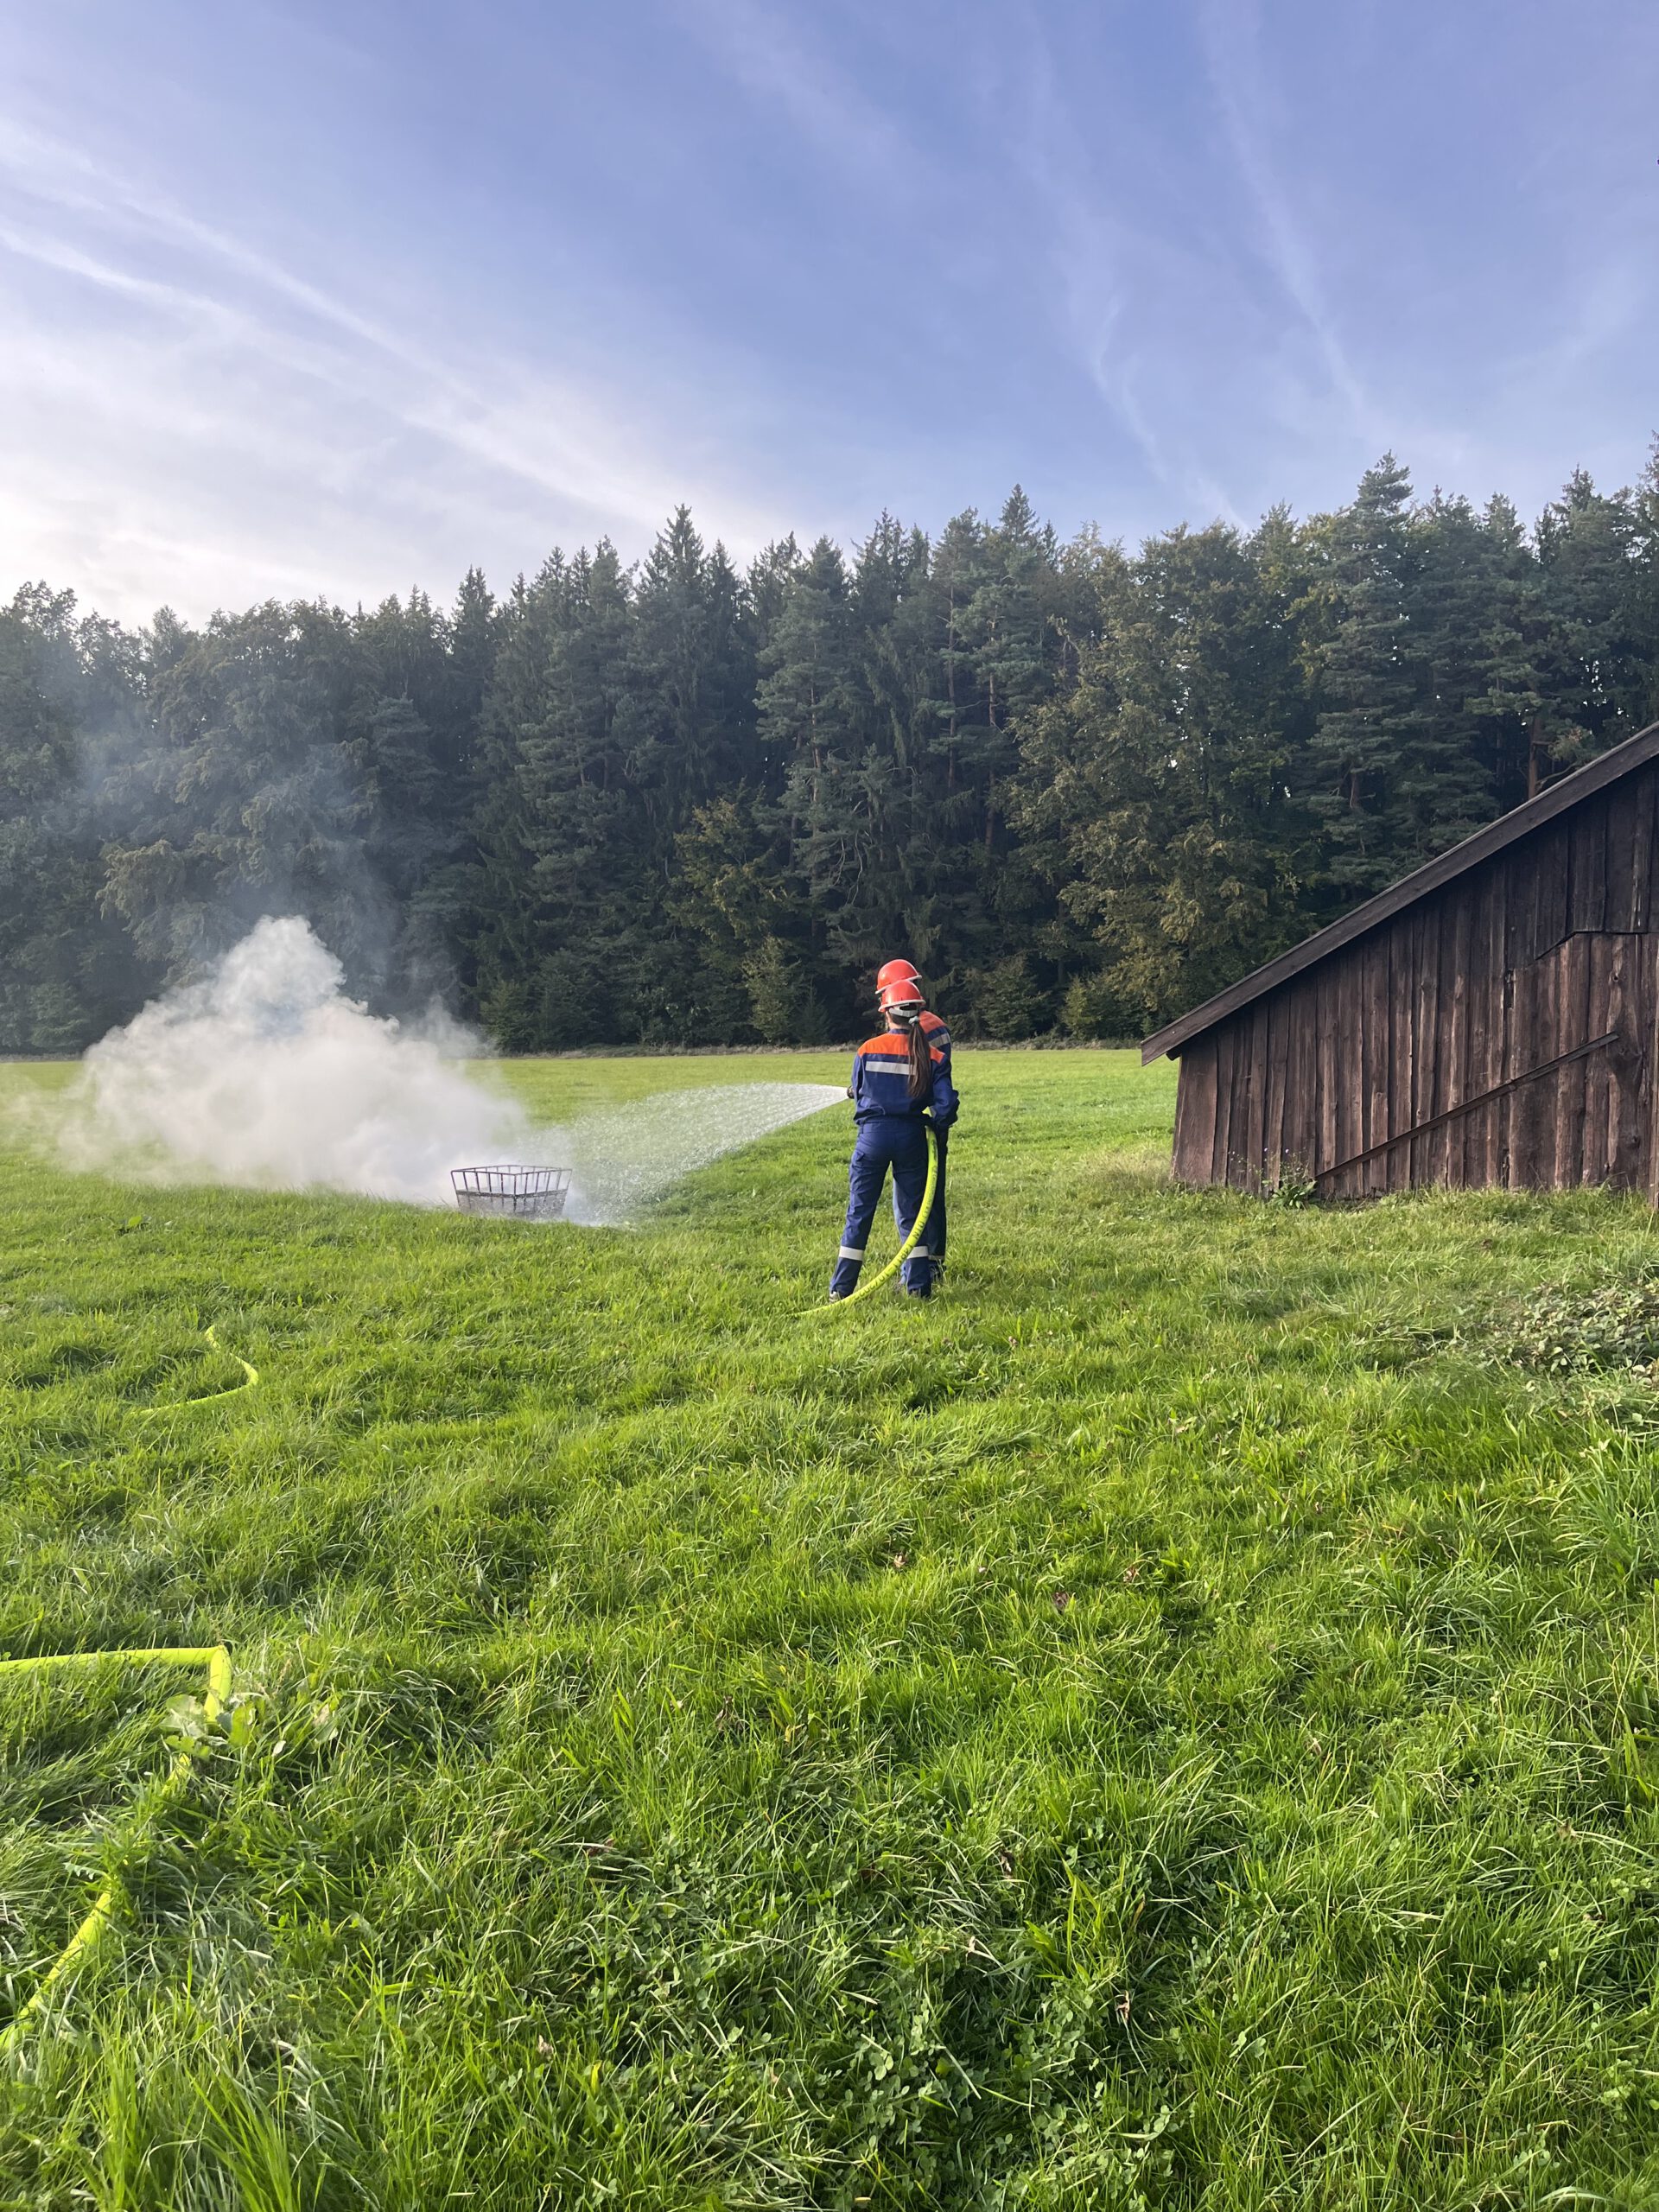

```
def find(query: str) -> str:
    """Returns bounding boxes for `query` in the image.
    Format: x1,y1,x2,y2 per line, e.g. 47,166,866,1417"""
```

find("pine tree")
465,545,647,1046
100,600,373,983
1459,494,1564,809
1535,469,1649,765
1014,518,1316,1028
0,596,103,1049
8,452,1659,1056
665,794,779,1040
743,935,828,1045
760,536,866,997
632,510,757,834
1410,490,1511,836
1304,455,1441,893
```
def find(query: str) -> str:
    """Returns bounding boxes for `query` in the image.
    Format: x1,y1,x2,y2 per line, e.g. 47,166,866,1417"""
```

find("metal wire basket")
450,1165,571,1220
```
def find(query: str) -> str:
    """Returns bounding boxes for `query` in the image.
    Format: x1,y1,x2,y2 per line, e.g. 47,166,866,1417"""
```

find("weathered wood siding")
1171,765,1659,1198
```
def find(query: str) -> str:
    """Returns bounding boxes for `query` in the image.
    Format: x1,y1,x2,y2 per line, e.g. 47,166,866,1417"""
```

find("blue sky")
3,0,1656,620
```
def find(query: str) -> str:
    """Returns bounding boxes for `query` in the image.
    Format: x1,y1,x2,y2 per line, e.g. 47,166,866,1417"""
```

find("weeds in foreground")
1500,1268,1659,1376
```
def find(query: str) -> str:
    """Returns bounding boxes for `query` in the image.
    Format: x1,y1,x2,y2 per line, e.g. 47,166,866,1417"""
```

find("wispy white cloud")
4,0,1659,620
1001,0,1659,531
670,0,931,201
1196,0,1376,450
0,116,791,616
1001,10,1253,525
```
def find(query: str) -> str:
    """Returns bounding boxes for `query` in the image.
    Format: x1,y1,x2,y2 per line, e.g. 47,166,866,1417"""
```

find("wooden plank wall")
1170,765,1659,1197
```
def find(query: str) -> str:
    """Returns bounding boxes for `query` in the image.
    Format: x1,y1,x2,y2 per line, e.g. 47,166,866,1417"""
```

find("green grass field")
5,1048,1659,2209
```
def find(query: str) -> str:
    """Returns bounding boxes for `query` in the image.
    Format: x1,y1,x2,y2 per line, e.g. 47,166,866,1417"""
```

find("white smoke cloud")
51,916,849,1220
56,916,532,1205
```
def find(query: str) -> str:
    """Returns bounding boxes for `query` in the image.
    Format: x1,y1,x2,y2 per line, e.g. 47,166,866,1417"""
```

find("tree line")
5,451,1659,1054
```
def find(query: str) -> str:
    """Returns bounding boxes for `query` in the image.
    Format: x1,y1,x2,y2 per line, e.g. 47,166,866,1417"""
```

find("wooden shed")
1141,721,1659,1200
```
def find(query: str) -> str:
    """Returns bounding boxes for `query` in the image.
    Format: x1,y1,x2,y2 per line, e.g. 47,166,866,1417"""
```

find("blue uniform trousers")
830,1121,937,1298
931,1126,948,1266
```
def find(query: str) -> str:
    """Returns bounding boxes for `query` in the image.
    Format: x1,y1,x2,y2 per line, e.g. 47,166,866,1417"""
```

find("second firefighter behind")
830,972,958,1301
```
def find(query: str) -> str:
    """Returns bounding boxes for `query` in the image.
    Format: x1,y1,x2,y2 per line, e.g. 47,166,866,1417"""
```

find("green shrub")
1502,1271,1659,1375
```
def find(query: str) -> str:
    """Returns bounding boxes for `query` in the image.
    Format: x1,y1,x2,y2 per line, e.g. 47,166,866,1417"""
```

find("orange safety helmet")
876,957,921,993
877,976,925,1014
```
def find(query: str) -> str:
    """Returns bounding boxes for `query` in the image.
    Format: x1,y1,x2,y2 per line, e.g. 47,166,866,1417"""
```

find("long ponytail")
905,1013,931,1100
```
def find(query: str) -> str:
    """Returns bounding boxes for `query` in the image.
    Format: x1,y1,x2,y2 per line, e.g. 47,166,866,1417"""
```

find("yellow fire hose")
0,1319,252,2044
815,1122,939,1312
0,1644,232,2054
139,1325,258,1415
0,1325,255,2043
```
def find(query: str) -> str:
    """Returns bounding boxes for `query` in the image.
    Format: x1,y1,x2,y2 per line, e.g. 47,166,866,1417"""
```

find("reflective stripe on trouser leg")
887,1133,935,1294
830,1141,890,1298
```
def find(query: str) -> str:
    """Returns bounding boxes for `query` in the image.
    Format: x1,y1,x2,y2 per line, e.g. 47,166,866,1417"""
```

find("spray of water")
50,917,847,1220
563,1084,848,1224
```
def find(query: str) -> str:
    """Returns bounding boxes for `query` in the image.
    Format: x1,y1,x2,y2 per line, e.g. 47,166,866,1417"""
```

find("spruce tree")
99,600,372,984
1460,494,1564,808
9,451,1659,1054
0,591,150,1049
466,545,647,1046
1535,469,1649,765
1013,518,1315,1029
1305,455,1439,893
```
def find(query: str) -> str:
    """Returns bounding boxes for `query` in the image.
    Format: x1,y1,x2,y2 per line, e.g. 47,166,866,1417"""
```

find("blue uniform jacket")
849,1029,958,1128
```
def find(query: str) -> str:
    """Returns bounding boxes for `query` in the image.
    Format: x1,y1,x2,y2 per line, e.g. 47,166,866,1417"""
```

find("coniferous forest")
6,450,1659,1053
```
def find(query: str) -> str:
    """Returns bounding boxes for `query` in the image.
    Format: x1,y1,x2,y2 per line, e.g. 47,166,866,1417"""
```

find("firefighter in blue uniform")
875,959,952,1271
829,975,958,1301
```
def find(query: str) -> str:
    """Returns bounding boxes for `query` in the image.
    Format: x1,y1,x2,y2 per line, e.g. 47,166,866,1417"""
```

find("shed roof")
1140,719,1659,1064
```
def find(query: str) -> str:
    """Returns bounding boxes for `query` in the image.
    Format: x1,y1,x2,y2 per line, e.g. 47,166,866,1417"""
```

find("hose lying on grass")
139,1324,258,1414
0,1644,232,2056
813,1122,938,1313
3,1334,251,2041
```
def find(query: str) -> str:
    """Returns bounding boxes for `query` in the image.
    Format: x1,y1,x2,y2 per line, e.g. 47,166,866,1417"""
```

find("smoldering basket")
449,1165,572,1221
